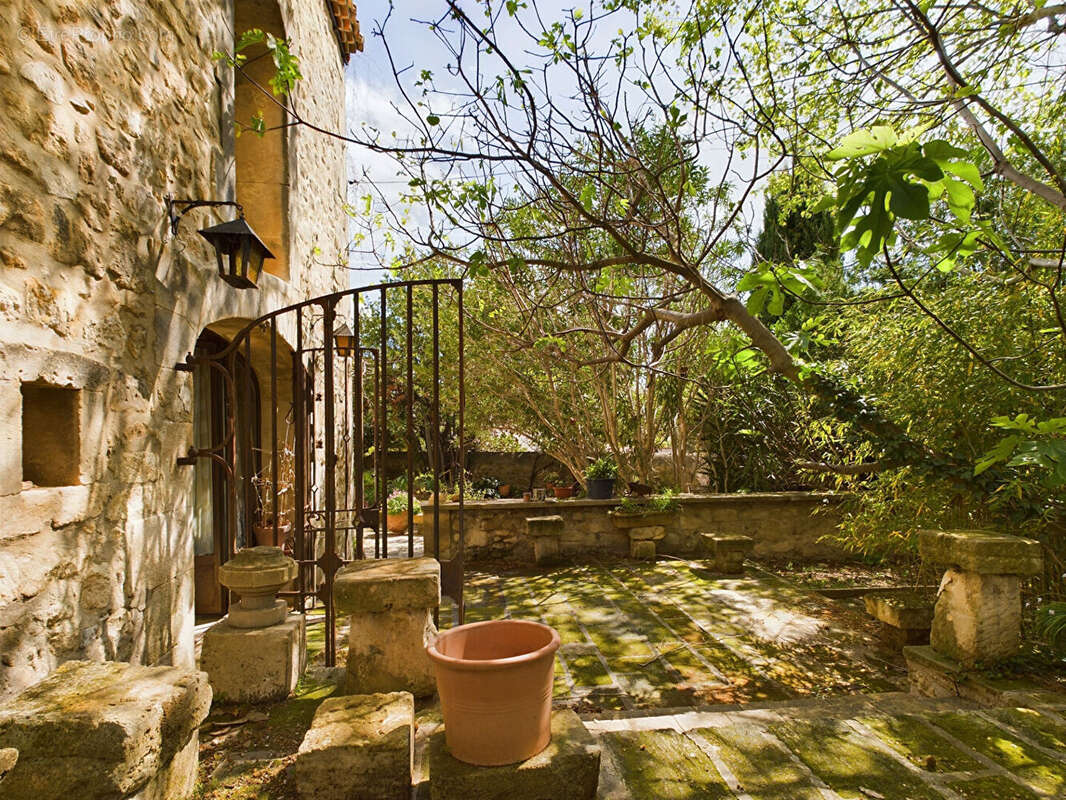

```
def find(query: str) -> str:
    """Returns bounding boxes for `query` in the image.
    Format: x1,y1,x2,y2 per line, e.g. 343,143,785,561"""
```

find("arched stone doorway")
191,320,300,615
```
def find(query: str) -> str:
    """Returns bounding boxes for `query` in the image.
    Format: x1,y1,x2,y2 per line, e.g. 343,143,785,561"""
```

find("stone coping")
334,557,441,614
918,529,1043,575
423,491,844,512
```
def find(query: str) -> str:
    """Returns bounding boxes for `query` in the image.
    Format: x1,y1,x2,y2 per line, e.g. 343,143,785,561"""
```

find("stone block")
527,515,563,566
292,692,413,800
930,569,1021,666
0,660,210,800
700,532,754,573
918,529,1042,576
429,709,600,800
630,539,657,560
346,607,437,697
200,613,305,703
903,645,965,699
533,535,561,565
627,524,666,542
334,557,440,614
864,592,933,631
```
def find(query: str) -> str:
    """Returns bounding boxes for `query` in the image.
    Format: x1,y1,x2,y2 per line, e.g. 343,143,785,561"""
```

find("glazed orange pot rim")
427,619,561,671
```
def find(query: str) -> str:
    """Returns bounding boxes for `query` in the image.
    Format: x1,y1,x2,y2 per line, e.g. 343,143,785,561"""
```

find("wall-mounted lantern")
333,324,358,358
166,195,274,289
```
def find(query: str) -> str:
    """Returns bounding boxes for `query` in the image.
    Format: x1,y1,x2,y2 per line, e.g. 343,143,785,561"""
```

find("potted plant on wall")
608,489,681,528
386,490,423,533
546,471,574,499
585,455,618,500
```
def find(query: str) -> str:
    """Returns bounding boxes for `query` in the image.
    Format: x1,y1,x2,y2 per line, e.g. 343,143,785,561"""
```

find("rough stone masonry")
0,0,352,700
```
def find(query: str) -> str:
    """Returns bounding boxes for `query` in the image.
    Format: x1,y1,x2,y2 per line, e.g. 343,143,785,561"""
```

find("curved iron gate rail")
177,278,466,666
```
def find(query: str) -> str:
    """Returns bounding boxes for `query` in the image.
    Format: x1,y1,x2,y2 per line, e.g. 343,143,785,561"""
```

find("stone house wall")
0,0,350,699
424,492,850,563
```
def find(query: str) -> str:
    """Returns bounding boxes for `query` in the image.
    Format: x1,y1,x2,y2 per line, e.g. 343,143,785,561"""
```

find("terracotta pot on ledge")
386,512,410,533
427,619,561,766
253,520,292,549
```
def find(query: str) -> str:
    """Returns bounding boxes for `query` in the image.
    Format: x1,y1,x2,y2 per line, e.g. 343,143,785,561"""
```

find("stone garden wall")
0,0,350,699
424,492,848,563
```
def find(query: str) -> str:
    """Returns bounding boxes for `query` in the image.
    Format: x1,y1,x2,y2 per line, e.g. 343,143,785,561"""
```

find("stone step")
589,691,1066,799
293,691,415,800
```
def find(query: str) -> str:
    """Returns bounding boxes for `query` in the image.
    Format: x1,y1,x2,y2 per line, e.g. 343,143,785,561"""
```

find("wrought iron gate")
178,279,466,666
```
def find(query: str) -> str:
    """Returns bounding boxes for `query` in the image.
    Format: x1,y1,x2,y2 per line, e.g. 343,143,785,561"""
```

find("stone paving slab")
588,693,1066,799
446,560,906,713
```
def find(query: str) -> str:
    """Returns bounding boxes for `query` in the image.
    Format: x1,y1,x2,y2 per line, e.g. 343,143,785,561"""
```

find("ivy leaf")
426,114,441,126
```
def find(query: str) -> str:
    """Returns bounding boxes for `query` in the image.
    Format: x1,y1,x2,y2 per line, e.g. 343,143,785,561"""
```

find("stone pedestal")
699,532,754,573
428,710,600,800
628,525,665,560
919,529,1041,668
527,515,564,565
219,546,300,629
201,546,305,702
931,569,1021,664
293,692,414,800
0,660,210,800
201,614,306,702
334,557,440,697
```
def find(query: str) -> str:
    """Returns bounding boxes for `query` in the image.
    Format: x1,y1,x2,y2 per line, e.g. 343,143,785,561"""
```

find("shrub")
386,490,422,516
585,455,619,481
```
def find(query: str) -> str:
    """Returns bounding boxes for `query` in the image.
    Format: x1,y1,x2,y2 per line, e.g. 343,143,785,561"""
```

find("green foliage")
976,415,1066,486
585,455,620,480
616,489,681,514
386,490,421,516
1034,603,1066,652
737,262,821,317
213,28,302,138
824,126,984,267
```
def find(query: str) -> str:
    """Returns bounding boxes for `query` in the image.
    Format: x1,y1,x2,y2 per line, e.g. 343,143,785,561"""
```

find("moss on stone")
542,613,587,644
947,774,1042,799
858,714,983,773
603,730,733,799
770,719,943,799
931,712,1066,796
985,706,1066,752
698,725,823,799
563,653,613,687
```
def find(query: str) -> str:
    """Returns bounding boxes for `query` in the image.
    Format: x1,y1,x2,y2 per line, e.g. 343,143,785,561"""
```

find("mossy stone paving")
857,713,984,773
697,724,825,800
930,711,1066,796
602,729,734,799
769,718,945,799
947,774,1044,799
452,559,905,710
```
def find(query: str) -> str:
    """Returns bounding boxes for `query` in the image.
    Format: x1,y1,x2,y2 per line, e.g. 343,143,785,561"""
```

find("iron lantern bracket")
166,194,245,236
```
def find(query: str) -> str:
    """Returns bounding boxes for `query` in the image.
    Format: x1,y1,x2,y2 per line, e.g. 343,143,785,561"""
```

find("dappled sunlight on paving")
443,558,906,714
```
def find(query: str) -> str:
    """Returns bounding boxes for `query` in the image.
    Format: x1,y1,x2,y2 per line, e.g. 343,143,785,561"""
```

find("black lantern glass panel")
198,217,274,289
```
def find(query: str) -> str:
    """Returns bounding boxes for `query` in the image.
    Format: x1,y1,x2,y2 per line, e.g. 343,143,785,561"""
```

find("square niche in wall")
21,383,81,487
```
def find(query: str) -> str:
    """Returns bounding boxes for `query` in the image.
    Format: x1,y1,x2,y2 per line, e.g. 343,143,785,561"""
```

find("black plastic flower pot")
586,478,615,500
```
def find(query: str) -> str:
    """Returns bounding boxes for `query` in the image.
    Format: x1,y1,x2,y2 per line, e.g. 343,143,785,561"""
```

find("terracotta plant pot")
522,492,532,502
386,512,410,533
252,521,291,548
427,619,561,766
552,485,574,500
